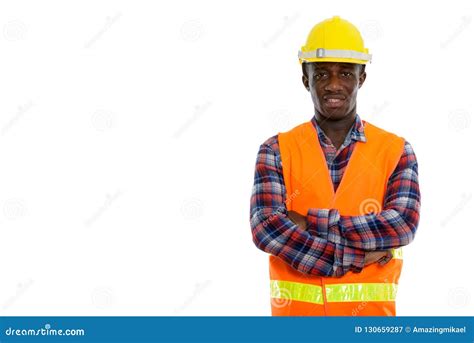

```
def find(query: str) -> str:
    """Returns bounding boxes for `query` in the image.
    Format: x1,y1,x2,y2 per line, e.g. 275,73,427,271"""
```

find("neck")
315,111,357,137
314,110,357,150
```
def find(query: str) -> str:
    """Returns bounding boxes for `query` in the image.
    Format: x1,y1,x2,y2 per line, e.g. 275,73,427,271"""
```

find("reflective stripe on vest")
271,280,323,305
271,280,398,304
391,248,403,259
325,283,398,302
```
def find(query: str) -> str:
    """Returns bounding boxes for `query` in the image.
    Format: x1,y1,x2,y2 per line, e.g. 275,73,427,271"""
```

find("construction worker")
249,16,421,316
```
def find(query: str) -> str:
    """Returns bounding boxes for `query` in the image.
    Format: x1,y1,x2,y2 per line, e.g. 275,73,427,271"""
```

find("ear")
358,70,367,89
302,74,310,91
301,64,310,91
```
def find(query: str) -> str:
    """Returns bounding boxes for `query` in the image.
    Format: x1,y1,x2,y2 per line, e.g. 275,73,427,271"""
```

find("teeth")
327,98,343,102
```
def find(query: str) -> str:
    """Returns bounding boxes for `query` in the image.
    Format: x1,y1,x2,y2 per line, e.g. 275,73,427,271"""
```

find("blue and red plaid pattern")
249,114,421,277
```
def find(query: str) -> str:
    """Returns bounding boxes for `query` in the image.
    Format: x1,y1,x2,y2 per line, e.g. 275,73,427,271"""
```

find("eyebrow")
314,63,357,70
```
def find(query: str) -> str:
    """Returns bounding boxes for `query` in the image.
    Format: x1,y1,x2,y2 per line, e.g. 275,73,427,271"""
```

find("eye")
314,72,328,80
341,71,353,77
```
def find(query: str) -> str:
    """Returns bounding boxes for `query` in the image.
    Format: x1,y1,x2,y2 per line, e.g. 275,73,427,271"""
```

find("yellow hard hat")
298,16,371,65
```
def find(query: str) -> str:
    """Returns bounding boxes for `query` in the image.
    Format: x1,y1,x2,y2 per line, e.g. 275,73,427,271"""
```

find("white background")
0,0,473,316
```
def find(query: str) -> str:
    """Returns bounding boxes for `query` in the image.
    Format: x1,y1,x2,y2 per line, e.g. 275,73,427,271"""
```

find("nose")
324,74,344,92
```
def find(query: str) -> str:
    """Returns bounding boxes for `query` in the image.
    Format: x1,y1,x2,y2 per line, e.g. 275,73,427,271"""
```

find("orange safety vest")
270,119,405,316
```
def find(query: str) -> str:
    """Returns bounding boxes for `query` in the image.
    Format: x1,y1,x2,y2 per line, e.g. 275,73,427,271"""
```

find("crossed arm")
249,137,420,277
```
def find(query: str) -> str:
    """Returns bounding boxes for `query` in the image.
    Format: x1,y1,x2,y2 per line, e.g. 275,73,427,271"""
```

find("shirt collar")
311,113,367,144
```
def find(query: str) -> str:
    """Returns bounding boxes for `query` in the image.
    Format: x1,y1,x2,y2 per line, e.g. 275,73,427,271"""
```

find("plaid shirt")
249,114,421,277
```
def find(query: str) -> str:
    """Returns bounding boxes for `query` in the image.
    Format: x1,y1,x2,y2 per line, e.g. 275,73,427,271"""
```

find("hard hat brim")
299,57,370,65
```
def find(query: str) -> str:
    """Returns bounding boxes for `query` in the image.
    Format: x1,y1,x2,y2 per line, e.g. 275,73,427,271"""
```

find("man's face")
302,62,366,120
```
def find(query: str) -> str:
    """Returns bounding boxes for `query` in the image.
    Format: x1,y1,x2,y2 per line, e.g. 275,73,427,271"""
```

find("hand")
287,210,307,231
364,250,393,266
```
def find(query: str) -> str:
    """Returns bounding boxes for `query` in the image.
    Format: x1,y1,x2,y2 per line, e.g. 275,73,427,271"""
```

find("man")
249,16,420,316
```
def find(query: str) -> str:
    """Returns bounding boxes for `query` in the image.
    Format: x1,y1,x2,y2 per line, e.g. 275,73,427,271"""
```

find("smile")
324,98,345,108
